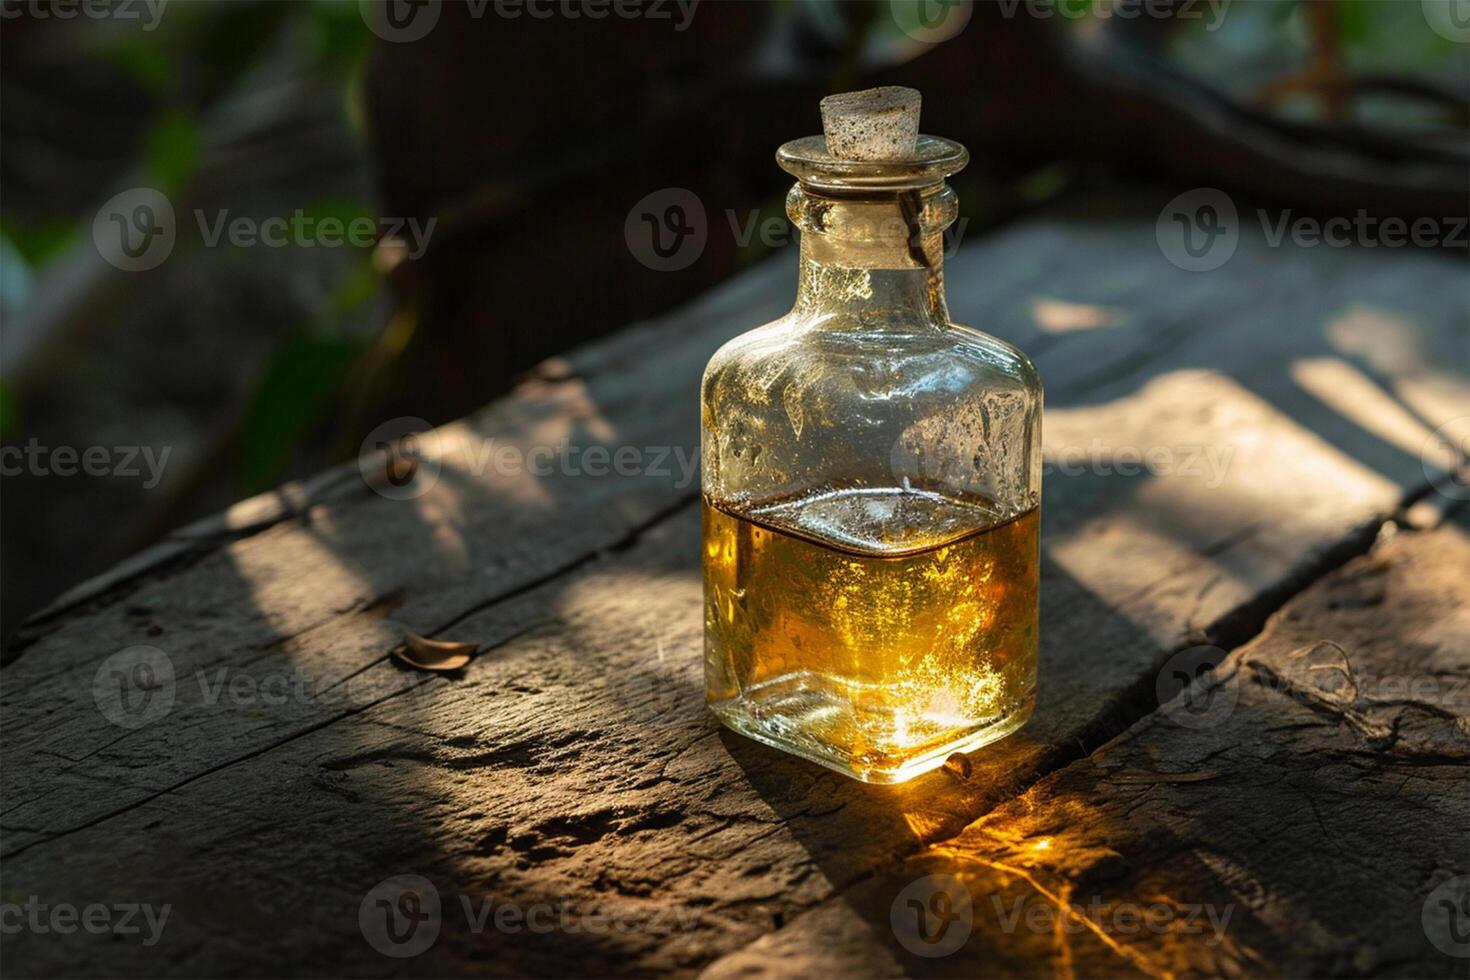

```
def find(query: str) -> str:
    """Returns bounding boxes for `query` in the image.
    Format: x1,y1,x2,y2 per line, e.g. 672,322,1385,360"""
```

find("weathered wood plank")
702,521,1470,979
2,196,1466,975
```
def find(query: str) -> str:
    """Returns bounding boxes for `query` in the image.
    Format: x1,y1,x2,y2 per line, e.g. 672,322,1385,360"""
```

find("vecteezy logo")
92,645,176,728
1423,874,1470,958
359,874,441,957
889,0,972,43
624,188,707,272
359,0,441,43
1156,188,1239,272
890,874,972,958
1422,416,1470,501
359,417,442,500
1156,644,1238,729
1423,0,1470,42
93,188,176,272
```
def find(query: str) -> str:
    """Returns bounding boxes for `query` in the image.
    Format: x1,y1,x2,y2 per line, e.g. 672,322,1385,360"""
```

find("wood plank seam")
702,514,1469,977
0,496,702,861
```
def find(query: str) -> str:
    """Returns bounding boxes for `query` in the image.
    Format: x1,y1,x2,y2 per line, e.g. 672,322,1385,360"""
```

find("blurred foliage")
239,329,366,493
2,0,1464,501
1171,0,1467,128
238,200,381,494
0,0,387,492
100,36,173,94
1039,0,1466,80
144,109,200,194
0,380,17,440
0,216,75,269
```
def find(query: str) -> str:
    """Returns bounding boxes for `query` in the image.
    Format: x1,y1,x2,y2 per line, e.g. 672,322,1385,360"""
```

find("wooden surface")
3,195,1467,978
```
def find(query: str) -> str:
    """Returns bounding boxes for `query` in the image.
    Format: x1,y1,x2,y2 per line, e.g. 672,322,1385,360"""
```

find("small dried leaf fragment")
385,450,418,486
392,632,477,672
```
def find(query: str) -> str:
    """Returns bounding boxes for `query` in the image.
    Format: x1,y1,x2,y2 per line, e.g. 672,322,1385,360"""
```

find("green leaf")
1016,163,1073,203
102,40,174,94
298,198,377,229
0,217,76,269
302,0,375,69
297,198,380,254
146,111,201,195
1335,0,1372,46
239,331,364,492
326,254,383,318
0,379,18,438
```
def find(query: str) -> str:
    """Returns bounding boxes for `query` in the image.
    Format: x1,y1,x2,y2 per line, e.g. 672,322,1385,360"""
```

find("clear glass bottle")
701,89,1042,784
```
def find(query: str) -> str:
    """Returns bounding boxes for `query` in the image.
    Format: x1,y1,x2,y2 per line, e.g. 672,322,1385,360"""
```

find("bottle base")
709,671,1035,784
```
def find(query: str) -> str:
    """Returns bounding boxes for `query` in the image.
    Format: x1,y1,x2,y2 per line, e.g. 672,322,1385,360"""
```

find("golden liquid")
703,489,1039,783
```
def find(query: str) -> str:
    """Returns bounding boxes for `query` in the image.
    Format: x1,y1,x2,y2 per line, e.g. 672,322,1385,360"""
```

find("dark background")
2,0,1466,633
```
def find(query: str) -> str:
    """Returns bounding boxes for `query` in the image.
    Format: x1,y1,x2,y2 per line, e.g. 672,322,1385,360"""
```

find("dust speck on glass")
701,87,1043,784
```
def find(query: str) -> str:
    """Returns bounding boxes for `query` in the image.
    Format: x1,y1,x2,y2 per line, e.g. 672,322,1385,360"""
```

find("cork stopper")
819,87,921,161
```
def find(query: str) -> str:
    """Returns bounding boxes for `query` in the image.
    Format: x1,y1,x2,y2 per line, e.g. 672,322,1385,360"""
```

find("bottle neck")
794,251,949,327
787,183,954,330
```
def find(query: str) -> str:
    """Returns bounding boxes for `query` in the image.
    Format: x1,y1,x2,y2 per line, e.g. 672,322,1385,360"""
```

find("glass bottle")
700,88,1042,784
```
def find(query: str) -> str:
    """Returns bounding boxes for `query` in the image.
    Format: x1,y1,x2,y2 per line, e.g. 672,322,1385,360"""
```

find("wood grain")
2,195,1466,976
703,523,1470,979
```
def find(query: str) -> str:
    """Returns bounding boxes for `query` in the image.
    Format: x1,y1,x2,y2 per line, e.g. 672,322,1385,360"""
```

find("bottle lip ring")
776,135,969,189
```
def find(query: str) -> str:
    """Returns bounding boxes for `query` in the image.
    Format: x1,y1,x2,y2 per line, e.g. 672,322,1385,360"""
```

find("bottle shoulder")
702,319,789,379
947,321,1043,394
701,317,1043,525
703,317,1042,401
